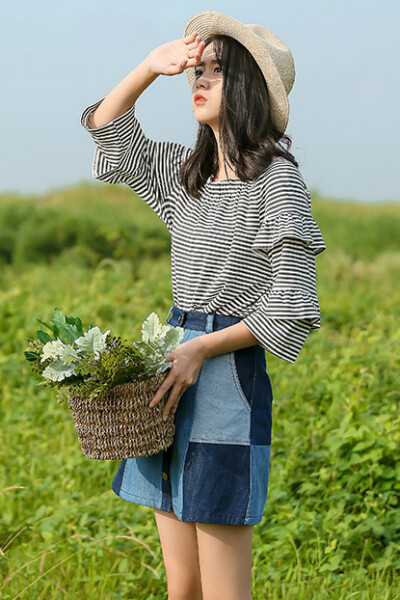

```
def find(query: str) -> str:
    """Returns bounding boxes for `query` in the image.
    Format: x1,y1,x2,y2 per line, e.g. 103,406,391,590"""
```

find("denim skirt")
112,304,273,525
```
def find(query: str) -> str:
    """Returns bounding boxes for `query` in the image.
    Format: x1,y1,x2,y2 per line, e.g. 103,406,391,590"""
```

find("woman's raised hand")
147,32,206,76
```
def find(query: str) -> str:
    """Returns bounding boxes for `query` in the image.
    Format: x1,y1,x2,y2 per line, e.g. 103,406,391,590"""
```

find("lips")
194,94,207,102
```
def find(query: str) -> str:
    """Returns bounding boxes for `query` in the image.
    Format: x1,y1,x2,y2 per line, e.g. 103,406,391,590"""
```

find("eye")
194,66,223,78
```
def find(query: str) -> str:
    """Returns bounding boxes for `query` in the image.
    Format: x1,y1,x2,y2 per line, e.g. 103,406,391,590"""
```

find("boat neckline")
206,176,242,184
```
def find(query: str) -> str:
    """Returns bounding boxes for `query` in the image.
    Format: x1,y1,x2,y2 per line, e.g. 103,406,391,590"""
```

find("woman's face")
192,42,223,130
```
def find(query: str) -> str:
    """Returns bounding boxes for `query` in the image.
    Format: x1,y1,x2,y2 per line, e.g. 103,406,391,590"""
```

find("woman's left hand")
149,337,207,421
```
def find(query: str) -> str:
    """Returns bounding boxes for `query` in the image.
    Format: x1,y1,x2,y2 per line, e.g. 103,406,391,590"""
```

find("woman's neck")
211,171,237,182
211,130,237,181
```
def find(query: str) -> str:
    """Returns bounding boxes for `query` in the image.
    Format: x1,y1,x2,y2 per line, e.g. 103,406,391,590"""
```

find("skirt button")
162,472,168,481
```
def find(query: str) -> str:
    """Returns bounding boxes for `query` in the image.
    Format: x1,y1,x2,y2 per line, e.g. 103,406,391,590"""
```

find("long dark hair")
179,34,298,198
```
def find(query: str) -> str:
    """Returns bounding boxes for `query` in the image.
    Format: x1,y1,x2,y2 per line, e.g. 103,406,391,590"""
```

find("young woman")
81,10,326,600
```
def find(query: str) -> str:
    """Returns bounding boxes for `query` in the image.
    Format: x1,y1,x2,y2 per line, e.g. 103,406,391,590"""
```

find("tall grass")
0,184,399,598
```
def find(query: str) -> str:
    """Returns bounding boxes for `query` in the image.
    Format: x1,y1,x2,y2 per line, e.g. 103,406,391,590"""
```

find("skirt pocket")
188,349,251,445
229,346,257,411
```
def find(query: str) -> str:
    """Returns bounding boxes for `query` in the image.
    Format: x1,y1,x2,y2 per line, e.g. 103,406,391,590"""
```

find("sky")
1,0,399,202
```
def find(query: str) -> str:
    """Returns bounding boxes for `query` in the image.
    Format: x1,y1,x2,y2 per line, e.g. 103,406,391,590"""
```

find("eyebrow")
197,58,220,67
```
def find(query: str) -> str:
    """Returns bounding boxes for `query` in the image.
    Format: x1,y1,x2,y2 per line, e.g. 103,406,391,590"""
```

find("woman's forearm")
87,33,204,129
196,322,260,360
88,56,159,128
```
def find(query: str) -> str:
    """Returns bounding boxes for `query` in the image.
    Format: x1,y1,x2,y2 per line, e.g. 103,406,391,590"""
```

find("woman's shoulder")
250,157,327,255
252,156,311,216
253,156,307,188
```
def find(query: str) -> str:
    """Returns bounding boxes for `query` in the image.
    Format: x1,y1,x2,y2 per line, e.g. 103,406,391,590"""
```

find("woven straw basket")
67,372,175,460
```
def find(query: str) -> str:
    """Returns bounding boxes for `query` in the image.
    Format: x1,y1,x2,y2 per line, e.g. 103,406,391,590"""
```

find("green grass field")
0,183,399,599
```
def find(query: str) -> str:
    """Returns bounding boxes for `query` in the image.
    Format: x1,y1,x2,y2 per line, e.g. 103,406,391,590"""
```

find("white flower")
141,312,171,343
74,326,111,359
40,339,66,363
61,344,80,365
42,360,76,382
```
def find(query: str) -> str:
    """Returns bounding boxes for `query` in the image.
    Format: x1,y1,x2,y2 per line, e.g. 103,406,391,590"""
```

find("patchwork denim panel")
182,441,250,524
246,444,271,521
111,458,126,495
230,344,257,406
169,359,201,517
112,451,164,506
230,344,273,445
250,350,273,445
189,351,251,445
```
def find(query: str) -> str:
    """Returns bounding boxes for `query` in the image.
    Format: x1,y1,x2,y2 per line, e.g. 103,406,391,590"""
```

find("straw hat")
183,10,295,133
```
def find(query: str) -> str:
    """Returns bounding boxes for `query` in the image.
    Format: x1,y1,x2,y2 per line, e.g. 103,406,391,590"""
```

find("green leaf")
24,351,41,361
74,317,84,335
37,329,52,344
53,308,66,324
51,324,76,345
64,315,84,335
118,558,129,573
36,318,56,336
51,319,83,344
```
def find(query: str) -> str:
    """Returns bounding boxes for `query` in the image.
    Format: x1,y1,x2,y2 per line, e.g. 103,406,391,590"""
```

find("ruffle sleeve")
251,211,327,258
80,98,192,232
242,158,327,363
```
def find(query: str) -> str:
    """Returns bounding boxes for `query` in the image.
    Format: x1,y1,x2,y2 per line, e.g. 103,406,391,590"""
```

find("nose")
195,75,209,90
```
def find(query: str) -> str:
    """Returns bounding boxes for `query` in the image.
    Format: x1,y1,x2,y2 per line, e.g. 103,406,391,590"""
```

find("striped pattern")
81,98,327,363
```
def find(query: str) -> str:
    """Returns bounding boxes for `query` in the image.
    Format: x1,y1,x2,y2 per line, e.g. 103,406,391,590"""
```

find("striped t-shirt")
80,98,327,364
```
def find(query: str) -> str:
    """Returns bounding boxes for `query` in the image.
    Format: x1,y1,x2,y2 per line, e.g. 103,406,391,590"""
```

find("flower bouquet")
24,308,184,460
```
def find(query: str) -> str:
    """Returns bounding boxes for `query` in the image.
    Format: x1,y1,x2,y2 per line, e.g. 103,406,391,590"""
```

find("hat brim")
184,10,290,132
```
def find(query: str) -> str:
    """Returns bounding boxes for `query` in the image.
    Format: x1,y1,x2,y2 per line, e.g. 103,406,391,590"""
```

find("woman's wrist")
142,54,161,78
195,323,260,360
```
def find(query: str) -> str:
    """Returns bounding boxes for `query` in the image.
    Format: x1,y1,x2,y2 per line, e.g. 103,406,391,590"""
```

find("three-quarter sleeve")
241,158,327,364
80,98,192,231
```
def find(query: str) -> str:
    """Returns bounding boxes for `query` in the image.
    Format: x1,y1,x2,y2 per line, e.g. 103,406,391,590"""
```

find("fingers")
164,33,202,75
149,378,186,421
185,55,202,68
183,31,199,43
189,40,205,55
148,371,178,409
184,41,205,70
186,33,205,53
149,374,173,408
187,35,203,49
163,384,186,421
